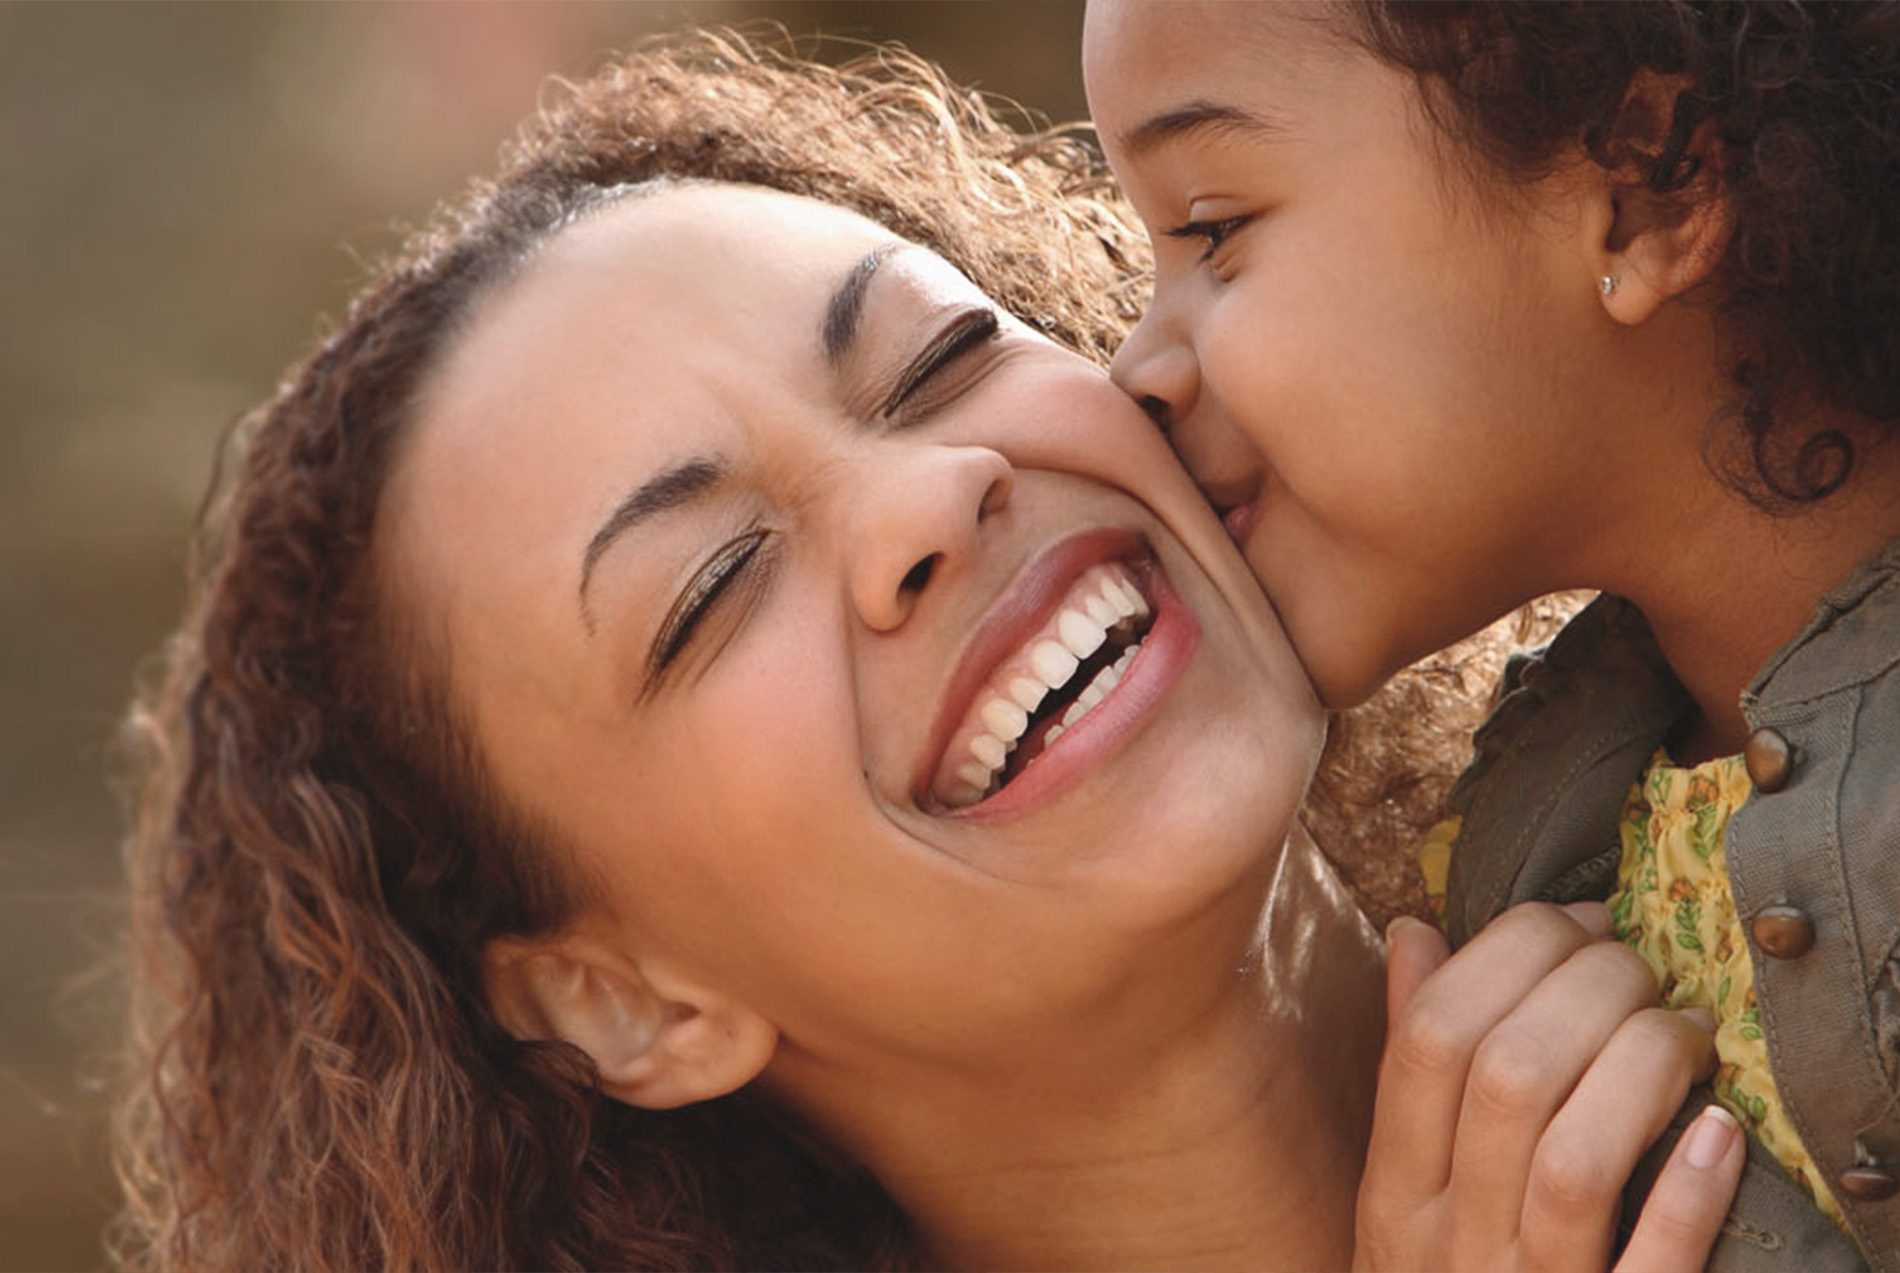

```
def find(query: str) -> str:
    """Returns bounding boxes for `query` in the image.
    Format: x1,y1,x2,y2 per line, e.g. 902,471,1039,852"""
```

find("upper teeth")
1007,677,1047,712
939,561,1151,807
1030,640,1079,687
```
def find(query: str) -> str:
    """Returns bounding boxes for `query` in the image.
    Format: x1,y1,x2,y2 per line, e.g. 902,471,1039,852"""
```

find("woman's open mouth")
921,529,1199,818
933,559,1155,808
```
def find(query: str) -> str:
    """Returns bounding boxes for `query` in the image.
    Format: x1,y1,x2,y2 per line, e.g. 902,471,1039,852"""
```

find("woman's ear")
1593,71,1733,325
484,934,778,1110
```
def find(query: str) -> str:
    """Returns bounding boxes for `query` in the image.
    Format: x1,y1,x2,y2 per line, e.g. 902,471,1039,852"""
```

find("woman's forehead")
471,186,983,366
553,183,983,308
427,190,863,403
539,183,897,290
385,184,995,619
435,186,991,414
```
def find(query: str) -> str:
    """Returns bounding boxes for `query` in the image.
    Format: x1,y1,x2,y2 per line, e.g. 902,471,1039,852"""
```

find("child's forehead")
1084,1,1344,75
1083,2,1368,141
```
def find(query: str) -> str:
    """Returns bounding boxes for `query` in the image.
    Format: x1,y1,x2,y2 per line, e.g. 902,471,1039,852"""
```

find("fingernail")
1681,1007,1718,1034
1560,900,1613,937
1386,915,1426,943
1685,1104,1740,1170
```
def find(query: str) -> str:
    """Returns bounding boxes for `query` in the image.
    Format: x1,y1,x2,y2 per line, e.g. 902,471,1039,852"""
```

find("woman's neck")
819,829,1386,1272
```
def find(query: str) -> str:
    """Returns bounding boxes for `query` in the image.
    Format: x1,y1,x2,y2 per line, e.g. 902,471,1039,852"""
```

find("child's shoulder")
1302,593,1588,930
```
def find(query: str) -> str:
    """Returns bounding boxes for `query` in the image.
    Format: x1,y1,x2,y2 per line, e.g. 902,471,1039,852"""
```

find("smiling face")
1085,1,1626,707
380,184,1320,1090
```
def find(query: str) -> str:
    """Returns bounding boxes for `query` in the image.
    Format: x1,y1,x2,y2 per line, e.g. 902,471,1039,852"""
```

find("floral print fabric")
1607,750,1845,1228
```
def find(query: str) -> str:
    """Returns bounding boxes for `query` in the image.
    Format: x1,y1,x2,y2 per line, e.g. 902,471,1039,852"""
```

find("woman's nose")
1109,305,1200,434
849,443,1014,632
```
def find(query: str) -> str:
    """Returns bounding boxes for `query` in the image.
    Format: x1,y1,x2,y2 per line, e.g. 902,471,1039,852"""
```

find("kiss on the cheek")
1089,1,1900,1267
116,13,1820,1268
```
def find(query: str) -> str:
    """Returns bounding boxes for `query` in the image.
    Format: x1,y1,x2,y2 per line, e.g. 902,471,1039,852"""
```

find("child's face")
1085,1,1613,707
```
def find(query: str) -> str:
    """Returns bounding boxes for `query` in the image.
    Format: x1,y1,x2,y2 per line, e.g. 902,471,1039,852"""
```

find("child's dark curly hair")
1355,0,1900,508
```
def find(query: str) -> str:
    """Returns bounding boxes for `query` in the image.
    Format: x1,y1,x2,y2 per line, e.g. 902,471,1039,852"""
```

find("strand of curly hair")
1356,0,1900,509
112,27,1504,1272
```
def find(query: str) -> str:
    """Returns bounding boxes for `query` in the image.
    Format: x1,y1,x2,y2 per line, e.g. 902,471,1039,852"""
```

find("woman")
114,33,1732,1271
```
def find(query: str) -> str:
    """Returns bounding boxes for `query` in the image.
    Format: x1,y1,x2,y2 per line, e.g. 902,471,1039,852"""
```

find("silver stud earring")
1599,274,1619,297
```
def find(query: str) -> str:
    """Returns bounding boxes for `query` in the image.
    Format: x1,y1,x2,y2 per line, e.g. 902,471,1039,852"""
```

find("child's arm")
1354,902,1744,1271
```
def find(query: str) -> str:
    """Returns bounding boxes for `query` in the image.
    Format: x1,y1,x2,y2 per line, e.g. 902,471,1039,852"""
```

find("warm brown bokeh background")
0,4,1084,1266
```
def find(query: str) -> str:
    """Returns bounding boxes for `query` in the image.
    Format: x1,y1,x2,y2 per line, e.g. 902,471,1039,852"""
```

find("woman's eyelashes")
646,528,774,688
1165,214,1252,265
641,309,996,690
879,307,1000,419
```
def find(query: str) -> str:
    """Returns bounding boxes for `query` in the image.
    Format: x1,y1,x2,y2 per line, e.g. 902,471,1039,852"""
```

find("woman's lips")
929,559,1152,807
943,561,1197,821
919,530,1143,803
917,528,1200,820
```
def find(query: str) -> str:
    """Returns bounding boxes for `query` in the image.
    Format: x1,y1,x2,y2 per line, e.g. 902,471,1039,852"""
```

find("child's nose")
1109,310,1200,433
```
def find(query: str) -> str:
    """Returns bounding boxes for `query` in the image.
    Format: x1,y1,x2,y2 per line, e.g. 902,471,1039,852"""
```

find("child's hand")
1353,901,1745,1272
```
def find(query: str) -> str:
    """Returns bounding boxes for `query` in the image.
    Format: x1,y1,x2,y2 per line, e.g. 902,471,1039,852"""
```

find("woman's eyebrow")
578,455,726,633
823,243,898,366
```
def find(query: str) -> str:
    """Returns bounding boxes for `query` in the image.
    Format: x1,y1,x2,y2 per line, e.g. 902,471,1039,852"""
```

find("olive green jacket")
1444,542,1900,1272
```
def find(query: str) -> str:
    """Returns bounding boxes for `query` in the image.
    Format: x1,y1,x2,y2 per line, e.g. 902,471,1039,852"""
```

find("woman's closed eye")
640,307,998,691
1165,214,1252,265
646,528,775,689
880,306,1000,419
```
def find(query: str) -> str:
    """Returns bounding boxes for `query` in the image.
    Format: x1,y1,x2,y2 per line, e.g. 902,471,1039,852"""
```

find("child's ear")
1589,70,1734,326
483,934,778,1110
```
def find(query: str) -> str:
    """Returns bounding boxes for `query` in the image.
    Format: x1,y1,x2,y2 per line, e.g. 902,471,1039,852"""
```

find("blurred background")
0,3,1085,1266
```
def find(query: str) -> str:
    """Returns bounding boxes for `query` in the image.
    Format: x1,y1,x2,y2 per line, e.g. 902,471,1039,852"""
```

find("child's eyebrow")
1117,101,1290,158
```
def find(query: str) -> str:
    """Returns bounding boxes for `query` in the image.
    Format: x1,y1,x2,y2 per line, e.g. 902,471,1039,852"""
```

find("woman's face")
1085,1,1619,708
382,185,1320,1079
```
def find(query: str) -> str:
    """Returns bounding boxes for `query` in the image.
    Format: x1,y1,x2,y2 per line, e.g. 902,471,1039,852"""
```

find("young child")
1084,2,1900,1269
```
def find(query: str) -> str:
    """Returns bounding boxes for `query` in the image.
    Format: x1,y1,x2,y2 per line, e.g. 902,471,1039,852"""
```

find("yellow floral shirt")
1607,750,1843,1227
1421,751,1843,1228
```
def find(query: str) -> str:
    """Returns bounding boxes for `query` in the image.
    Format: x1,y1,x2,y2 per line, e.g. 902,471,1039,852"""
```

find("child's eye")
1165,215,1252,265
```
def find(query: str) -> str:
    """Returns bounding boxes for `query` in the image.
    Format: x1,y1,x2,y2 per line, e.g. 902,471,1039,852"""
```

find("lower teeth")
985,637,1144,795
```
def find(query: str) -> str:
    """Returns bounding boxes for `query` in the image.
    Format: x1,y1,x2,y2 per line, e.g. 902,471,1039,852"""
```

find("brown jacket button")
1839,1166,1900,1202
1751,904,1816,959
1744,727,1793,792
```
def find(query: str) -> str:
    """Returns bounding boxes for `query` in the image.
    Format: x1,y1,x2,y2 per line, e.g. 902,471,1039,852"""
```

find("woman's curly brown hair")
112,31,1145,1272
1355,0,1900,508
112,26,1509,1272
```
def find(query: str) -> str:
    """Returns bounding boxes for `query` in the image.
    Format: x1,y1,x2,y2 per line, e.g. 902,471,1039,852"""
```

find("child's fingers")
1513,1006,1720,1272
1613,1105,1745,1273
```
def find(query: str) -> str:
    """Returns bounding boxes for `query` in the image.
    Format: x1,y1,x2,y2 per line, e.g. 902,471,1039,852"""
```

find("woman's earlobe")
605,993,780,1110
482,937,778,1110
